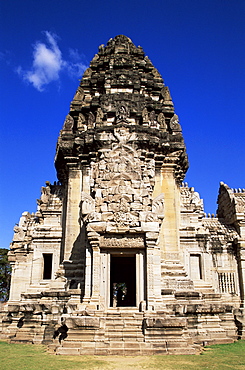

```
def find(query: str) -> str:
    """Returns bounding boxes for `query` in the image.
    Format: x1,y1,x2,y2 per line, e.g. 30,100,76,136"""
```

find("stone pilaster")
90,246,101,308
63,164,81,261
237,239,245,305
159,161,181,259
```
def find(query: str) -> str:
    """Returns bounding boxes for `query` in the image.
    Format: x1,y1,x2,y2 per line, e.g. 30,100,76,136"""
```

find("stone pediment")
80,135,164,239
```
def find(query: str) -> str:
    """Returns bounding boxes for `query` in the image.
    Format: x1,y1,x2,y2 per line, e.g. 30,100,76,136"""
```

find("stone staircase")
49,309,198,355
193,280,216,294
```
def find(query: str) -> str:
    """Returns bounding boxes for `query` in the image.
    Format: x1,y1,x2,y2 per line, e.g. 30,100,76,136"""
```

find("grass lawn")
0,340,244,370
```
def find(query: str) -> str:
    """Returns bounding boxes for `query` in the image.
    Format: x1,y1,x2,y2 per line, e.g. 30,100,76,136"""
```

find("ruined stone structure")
1,35,245,355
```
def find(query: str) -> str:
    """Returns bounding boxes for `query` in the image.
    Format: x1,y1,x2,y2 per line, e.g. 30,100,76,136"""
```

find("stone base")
0,289,240,356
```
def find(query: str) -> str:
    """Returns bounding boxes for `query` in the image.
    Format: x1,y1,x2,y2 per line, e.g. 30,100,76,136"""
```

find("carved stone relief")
116,105,129,123
100,235,144,249
157,113,167,131
170,114,181,132
73,86,84,101
82,139,164,239
142,107,149,125
63,114,74,131
95,108,104,125
88,112,95,129
77,113,86,131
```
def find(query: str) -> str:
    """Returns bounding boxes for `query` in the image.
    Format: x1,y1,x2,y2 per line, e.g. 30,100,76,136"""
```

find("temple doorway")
110,255,136,307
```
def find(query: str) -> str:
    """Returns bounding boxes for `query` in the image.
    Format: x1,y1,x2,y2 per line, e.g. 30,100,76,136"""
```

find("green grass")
0,340,244,370
0,341,110,370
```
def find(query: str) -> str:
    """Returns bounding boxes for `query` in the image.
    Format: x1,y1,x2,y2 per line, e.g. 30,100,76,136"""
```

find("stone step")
105,326,142,332
54,339,198,356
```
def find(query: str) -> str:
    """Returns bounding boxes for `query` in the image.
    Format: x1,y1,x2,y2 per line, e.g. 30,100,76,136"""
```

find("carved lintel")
100,235,144,249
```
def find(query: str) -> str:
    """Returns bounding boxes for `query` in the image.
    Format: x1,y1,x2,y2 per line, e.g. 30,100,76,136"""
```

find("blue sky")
0,0,244,249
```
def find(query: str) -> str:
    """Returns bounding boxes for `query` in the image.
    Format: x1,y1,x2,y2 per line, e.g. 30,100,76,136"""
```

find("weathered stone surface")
2,35,244,355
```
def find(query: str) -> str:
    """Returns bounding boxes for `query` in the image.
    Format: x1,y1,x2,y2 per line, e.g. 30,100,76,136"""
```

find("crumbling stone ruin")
1,35,245,355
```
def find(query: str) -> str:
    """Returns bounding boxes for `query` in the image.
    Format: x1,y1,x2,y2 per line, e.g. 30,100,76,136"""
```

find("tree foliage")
0,248,11,301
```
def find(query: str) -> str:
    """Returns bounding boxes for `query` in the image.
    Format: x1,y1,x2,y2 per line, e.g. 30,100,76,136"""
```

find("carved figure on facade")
170,114,182,132
146,159,155,179
83,68,92,77
149,111,158,128
160,86,172,102
116,105,129,123
77,113,86,131
98,44,105,53
88,112,95,129
152,67,162,80
13,225,25,241
63,114,74,131
55,265,67,283
113,126,133,145
235,196,245,213
73,86,84,101
93,146,142,183
37,182,51,211
190,188,203,208
142,107,149,125
95,108,104,125
180,185,203,212
113,211,138,228
157,112,167,131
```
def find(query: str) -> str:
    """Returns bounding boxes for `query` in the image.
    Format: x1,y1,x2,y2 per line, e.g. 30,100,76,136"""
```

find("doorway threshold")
106,307,139,313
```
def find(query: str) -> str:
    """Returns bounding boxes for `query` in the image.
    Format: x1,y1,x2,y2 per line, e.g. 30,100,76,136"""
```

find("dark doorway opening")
110,255,136,307
43,253,53,280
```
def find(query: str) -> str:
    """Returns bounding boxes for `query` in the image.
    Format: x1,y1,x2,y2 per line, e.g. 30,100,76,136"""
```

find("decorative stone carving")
83,68,92,77
116,105,129,122
63,114,74,131
100,235,144,249
77,113,86,131
13,225,25,241
6,36,242,355
95,108,104,124
73,86,84,101
235,196,245,213
113,208,138,228
151,193,164,220
113,126,132,144
170,114,182,132
81,192,95,216
190,188,203,207
142,107,149,125
160,86,172,101
88,112,95,129
55,265,67,283
149,111,157,128
37,182,51,211
157,112,167,131
180,184,203,212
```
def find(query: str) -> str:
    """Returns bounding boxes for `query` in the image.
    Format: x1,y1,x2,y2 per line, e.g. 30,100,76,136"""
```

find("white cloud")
17,32,88,91
66,48,88,78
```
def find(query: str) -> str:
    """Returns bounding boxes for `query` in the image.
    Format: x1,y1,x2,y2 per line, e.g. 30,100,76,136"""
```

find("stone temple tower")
2,35,245,355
